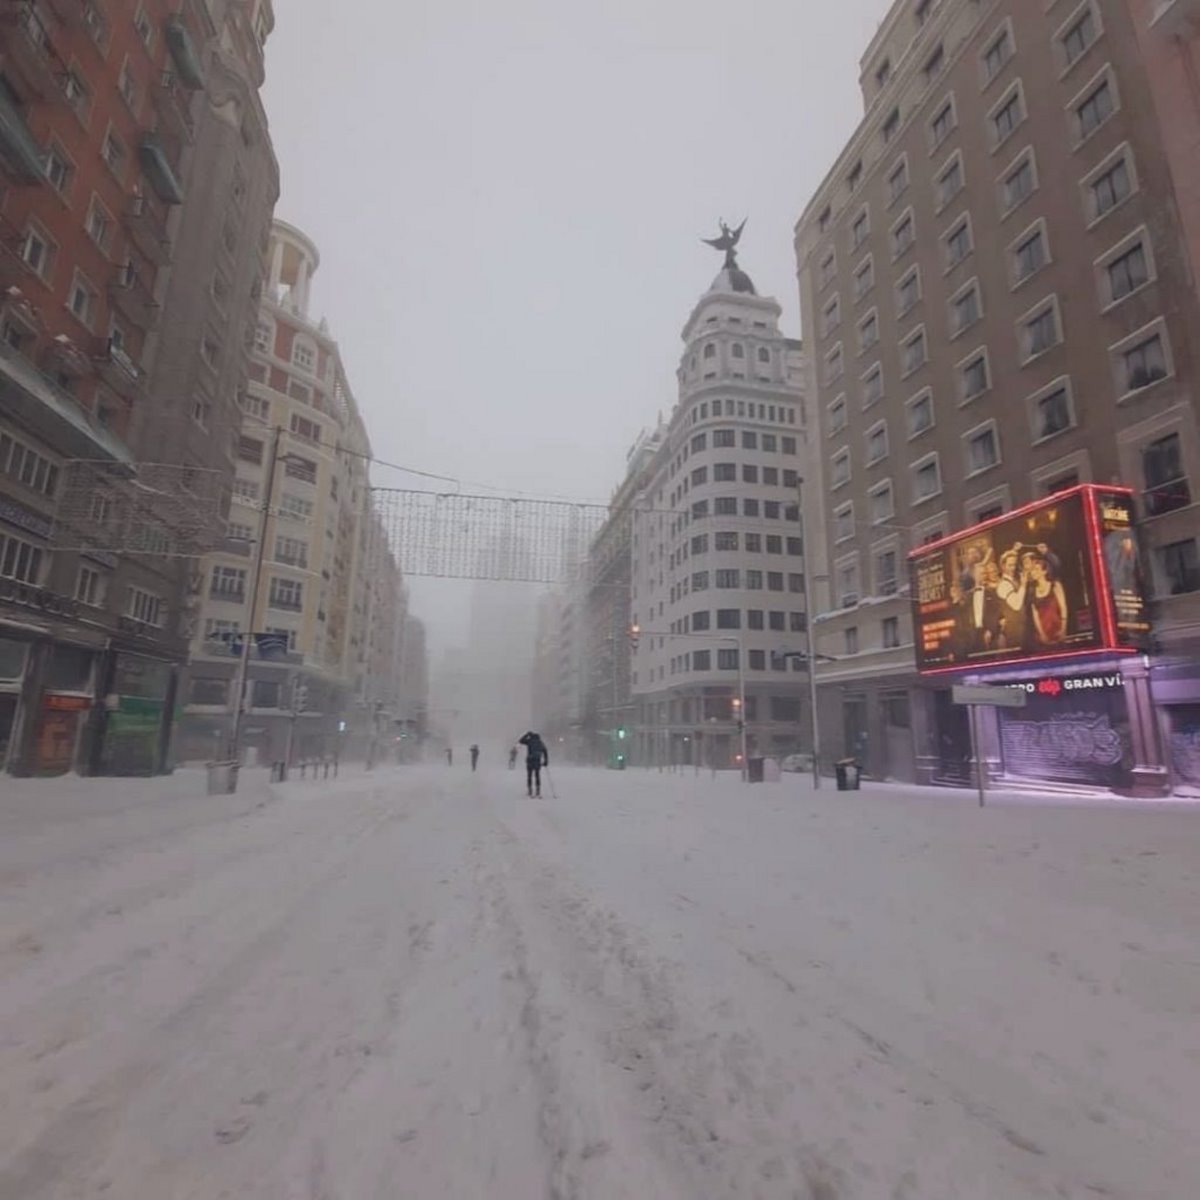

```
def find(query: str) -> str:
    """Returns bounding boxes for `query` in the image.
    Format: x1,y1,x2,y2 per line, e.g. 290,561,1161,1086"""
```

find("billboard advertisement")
909,485,1148,674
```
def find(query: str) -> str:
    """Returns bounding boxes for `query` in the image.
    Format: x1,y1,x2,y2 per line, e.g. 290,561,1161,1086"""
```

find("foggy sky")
261,0,890,656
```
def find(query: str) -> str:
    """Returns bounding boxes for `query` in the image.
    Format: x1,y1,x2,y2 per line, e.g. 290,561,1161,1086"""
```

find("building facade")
0,1,274,775
177,219,389,766
628,243,819,770
794,0,1200,793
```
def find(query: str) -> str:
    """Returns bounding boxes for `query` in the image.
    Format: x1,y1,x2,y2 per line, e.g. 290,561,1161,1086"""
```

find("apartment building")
177,219,382,766
627,247,820,769
0,1,268,775
794,0,1200,792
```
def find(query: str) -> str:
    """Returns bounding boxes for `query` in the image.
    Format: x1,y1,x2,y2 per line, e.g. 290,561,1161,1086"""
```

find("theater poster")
909,484,1148,673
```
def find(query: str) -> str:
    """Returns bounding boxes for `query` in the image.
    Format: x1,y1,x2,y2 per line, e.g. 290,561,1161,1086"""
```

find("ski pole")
545,766,558,799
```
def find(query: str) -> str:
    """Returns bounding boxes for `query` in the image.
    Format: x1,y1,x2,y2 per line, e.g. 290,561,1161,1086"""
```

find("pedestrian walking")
508,746,518,770
445,747,453,767
470,744,480,772
518,731,549,797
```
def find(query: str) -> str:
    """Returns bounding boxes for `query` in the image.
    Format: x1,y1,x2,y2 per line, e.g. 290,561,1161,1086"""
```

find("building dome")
707,266,757,296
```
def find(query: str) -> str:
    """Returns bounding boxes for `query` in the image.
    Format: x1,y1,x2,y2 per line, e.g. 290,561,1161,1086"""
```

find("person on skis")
470,744,480,771
518,731,549,797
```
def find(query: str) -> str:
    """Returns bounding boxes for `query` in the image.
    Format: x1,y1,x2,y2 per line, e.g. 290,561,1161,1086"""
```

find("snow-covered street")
2,765,1199,1200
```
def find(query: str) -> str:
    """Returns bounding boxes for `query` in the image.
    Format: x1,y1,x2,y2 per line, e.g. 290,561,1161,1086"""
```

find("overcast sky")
261,0,890,656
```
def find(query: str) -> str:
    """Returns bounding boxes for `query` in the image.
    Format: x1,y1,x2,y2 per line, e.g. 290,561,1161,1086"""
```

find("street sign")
952,684,1026,709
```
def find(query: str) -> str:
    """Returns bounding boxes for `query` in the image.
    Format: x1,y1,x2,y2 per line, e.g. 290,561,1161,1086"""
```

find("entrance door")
0,693,17,769
842,695,869,771
933,688,972,783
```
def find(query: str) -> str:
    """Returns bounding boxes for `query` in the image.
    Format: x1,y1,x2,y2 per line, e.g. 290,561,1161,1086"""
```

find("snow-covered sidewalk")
1,764,1198,1198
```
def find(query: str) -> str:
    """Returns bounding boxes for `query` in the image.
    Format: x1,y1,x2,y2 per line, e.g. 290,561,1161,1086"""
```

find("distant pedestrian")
518,731,549,797
508,746,518,770
470,744,480,771
445,747,453,767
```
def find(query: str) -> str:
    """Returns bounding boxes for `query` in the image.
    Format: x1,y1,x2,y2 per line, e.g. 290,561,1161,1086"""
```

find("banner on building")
908,484,1149,673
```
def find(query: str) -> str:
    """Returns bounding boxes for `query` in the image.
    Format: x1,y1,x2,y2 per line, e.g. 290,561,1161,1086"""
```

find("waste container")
206,761,239,795
835,758,861,791
747,756,765,783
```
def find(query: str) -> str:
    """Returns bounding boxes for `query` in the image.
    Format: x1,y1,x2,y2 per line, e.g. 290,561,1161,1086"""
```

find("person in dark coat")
470,744,480,771
518,731,549,797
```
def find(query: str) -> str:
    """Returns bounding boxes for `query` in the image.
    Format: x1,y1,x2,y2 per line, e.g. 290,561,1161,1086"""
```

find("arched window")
731,343,745,359
703,343,716,360
291,337,316,374
757,347,770,363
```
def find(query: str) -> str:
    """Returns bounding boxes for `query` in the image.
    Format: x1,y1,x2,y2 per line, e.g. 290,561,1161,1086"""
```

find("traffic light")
628,623,640,649
617,725,626,740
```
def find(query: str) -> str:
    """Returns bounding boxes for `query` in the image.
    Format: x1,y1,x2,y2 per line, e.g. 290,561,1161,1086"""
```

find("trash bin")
747,756,765,783
206,760,239,795
835,758,861,791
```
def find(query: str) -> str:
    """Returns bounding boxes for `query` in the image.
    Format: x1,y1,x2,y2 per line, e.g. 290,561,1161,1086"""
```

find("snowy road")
2,766,1200,1200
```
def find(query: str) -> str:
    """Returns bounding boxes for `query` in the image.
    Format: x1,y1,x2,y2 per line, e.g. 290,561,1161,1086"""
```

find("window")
866,422,888,464
859,311,878,352
916,0,933,27
853,256,874,300
950,282,981,336
63,70,90,119
714,531,738,550
883,617,901,648
1013,225,1047,283
863,365,883,408
1022,301,1060,359
924,43,944,82
692,609,711,631
763,466,779,485
292,339,316,373
743,498,760,517
983,25,1013,81
887,158,908,205
834,505,854,542
268,577,304,610
126,586,163,627
829,396,847,434
691,433,707,452
200,334,219,367
692,571,710,591
746,569,763,590
691,533,709,554
44,144,71,195
274,535,308,567
745,533,762,553
965,422,1000,475
831,450,851,488
68,274,97,329
892,269,919,319
748,649,766,671
231,478,259,504
101,130,127,178
741,431,757,450
825,345,844,384
691,500,709,520
703,341,717,361
892,213,914,258
117,60,138,111
1075,75,1114,140
876,58,891,89
961,351,989,402
254,319,274,352
902,328,926,375
907,391,934,437
0,532,45,584
1,435,59,496
870,482,894,524
210,564,247,599
851,210,869,249
716,648,740,672
883,107,900,143
237,435,264,464
1104,238,1151,304
1002,150,1036,211
819,251,836,288
844,627,859,655
762,434,777,452
85,198,112,251
1033,384,1073,441
716,608,741,629
1088,152,1132,221
876,547,899,595
991,85,1024,146
1143,433,1190,516
133,4,154,48
713,429,736,447
1120,331,1168,394
713,462,736,482
945,217,972,268
731,343,745,359
930,98,955,148
279,494,313,521
822,296,842,335
937,154,963,208
714,496,738,516
693,650,711,671
913,454,941,501
757,347,770,364
837,559,860,606
20,224,52,280
1157,540,1200,595
741,464,758,484
1061,6,1098,67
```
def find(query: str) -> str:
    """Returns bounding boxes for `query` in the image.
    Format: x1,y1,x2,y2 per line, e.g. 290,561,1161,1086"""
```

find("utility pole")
228,425,284,775
796,479,822,789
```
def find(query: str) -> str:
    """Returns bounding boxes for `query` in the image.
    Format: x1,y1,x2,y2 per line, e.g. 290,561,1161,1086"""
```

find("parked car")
781,753,814,773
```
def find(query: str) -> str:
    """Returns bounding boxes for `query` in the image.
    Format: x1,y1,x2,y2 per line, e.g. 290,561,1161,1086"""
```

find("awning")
165,16,207,89
138,134,184,205
0,86,47,183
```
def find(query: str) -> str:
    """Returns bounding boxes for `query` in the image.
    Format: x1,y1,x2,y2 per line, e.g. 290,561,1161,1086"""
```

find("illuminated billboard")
908,484,1149,674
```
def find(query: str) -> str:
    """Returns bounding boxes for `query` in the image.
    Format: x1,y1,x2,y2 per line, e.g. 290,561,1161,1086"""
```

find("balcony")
268,597,304,613
93,337,143,397
154,71,195,143
210,585,246,603
1,3,62,99
165,15,207,89
109,263,159,330
138,134,184,205
123,194,171,266
0,75,48,183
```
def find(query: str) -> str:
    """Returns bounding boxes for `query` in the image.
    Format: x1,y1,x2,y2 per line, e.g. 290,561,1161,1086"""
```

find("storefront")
1150,660,1200,795
94,653,175,776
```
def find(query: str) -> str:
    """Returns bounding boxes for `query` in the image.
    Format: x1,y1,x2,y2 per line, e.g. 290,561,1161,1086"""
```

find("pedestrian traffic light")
617,726,626,740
